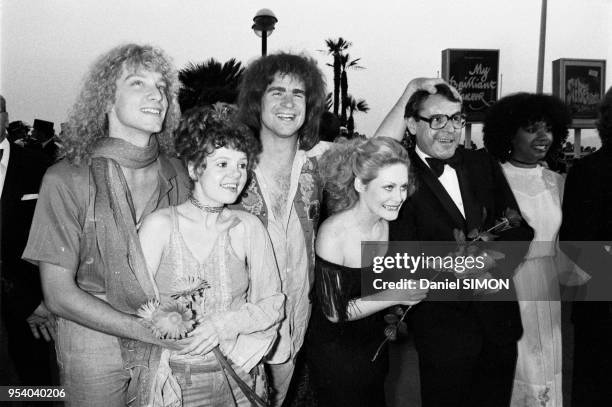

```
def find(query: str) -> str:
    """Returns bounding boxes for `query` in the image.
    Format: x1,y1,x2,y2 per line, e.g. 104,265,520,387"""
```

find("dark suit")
1,142,54,385
390,148,533,407
559,145,612,406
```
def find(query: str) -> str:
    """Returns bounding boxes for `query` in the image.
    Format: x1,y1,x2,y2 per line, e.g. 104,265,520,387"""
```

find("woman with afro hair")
483,92,570,407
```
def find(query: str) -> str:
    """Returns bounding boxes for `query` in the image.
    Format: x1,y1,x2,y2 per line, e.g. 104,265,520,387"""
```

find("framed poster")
441,49,499,122
552,58,606,128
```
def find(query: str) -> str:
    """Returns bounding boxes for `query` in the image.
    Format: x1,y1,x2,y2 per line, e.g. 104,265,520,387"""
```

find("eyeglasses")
415,113,466,130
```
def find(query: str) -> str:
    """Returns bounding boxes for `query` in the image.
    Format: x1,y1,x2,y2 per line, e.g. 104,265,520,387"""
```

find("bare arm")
373,77,460,141
326,284,427,323
139,210,171,280
316,220,427,323
40,263,165,345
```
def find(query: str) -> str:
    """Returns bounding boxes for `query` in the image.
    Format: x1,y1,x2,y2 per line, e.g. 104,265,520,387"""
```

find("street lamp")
252,8,277,56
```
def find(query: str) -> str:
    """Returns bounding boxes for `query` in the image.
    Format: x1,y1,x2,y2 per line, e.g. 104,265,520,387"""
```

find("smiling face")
189,147,248,206
407,94,463,159
108,67,168,142
356,163,410,221
511,121,553,164
260,73,306,141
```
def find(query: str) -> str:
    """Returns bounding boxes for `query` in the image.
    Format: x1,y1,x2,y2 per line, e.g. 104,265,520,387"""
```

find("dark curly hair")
404,84,462,120
61,44,181,165
237,52,326,151
174,103,260,189
597,87,612,147
319,137,416,214
483,92,570,162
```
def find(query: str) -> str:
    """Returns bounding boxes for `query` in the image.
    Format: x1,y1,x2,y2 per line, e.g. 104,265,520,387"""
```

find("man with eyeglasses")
375,78,533,407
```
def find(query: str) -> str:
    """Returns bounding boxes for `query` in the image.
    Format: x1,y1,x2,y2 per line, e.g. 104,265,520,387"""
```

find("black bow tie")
425,154,462,178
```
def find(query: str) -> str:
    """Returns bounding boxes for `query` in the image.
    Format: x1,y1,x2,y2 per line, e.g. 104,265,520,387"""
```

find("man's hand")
26,302,56,342
404,78,461,100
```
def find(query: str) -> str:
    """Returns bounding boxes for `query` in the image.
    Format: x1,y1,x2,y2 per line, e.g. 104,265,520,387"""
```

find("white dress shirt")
415,145,465,218
0,137,10,197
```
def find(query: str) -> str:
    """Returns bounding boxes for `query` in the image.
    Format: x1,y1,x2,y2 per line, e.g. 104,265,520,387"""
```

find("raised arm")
374,77,459,141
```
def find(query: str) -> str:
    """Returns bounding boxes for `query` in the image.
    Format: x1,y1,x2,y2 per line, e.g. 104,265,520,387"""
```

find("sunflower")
137,299,161,320
137,300,195,339
171,275,210,301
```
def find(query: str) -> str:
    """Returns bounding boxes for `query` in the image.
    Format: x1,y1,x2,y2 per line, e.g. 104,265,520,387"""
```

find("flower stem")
371,338,389,362
371,305,412,362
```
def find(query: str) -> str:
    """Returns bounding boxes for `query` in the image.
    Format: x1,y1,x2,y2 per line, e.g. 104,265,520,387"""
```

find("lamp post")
252,9,277,56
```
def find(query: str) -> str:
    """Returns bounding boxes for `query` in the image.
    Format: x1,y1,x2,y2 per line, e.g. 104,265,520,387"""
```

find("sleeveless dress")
305,255,388,407
501,163,563,407
154,207,283,406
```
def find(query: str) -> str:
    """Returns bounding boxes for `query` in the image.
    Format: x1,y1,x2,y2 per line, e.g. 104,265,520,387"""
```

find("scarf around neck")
92,136,159,169
90,136,161,313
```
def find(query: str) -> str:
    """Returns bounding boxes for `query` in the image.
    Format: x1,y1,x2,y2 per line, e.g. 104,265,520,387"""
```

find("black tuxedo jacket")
1,143,51,320
560,145,612,323
390,147,533,350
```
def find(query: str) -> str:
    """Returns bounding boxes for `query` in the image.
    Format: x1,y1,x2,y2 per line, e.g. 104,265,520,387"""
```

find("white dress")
502,162,563,407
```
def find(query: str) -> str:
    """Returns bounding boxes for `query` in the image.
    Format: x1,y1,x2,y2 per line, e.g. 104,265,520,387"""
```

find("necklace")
189,195,224,213
508,157,539,168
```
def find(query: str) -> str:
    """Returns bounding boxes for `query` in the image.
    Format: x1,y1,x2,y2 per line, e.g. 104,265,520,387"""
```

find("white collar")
0,138,10,163
414,145,432,168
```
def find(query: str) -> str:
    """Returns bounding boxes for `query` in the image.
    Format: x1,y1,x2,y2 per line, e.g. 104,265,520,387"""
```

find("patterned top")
230,141,328,362
156,207,285,372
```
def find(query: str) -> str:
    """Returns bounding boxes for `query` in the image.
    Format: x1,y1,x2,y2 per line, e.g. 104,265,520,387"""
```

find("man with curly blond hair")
234,52,328,406
23,43,189,406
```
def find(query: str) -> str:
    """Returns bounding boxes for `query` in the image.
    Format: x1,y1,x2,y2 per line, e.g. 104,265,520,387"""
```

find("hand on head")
406,78,461,101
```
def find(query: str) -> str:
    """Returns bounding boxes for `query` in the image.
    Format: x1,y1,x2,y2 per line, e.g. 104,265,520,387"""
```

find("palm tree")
178,58,244,112
325,92,333,111
339,54,364,126
321,38,351,116
346,95,370,135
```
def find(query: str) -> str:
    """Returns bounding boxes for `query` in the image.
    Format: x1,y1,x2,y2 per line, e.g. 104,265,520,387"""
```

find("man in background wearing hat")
31,119,59,162
0,94,55,387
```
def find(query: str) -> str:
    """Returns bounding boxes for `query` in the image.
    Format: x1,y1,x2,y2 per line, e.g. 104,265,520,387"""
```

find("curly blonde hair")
319,137,415,214
61,44,180,165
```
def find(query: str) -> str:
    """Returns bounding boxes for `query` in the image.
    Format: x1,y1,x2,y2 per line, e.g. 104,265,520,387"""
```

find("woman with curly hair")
23,43,190,406
138,104,284,406
305,137,427,407
483,92,571,407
